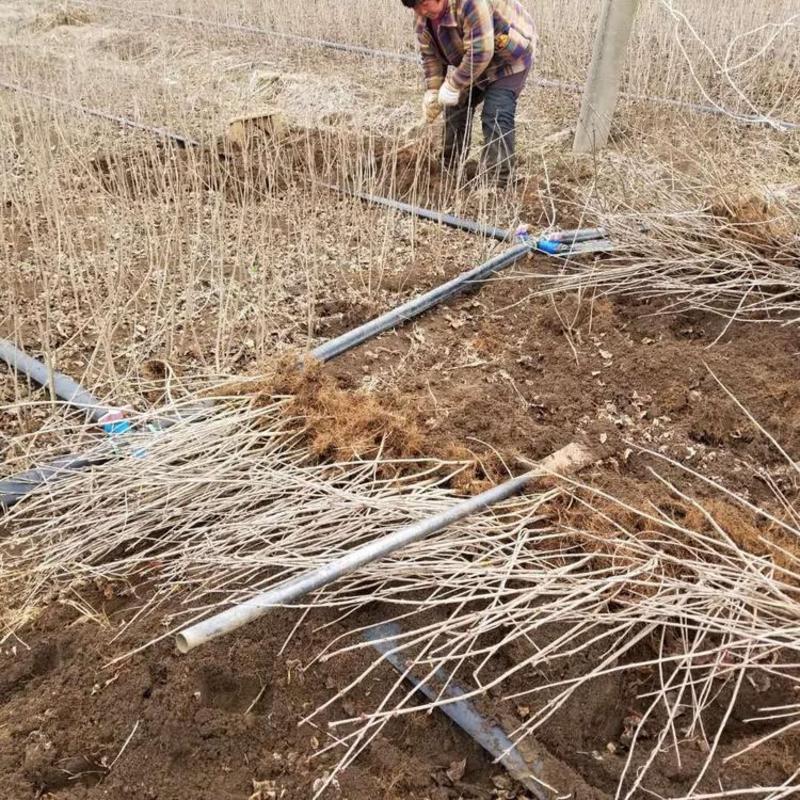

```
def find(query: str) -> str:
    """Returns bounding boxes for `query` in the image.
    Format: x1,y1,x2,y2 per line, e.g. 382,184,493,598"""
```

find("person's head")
401,0,448,19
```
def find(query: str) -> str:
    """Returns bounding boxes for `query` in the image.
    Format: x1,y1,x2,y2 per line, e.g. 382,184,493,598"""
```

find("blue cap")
102,419,132,435
535,239,563,255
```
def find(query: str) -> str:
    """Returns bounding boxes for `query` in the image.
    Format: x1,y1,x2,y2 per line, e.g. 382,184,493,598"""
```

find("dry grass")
71,0,800,123
519,178,800,325
2,378,799,800
1,1,800,797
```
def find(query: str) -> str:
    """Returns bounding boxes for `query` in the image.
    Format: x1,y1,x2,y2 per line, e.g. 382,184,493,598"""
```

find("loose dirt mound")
0,596,522,800
708,187,800,256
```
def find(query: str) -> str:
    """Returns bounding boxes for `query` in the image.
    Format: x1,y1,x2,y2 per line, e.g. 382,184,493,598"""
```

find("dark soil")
0,596,526,800
4,242,799,800
322,248,800,505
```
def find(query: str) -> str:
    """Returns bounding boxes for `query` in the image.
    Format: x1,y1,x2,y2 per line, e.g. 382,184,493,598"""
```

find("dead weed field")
1,1,800,799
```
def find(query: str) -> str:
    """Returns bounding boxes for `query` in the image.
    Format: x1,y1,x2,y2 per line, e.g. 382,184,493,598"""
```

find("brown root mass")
266,360,426,461
708,188,800,255
217,358,511,492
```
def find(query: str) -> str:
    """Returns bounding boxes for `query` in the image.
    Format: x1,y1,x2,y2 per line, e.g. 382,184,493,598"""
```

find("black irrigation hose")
329,184,511,242
0,339,130,509
0,339,114,423
364,622,549,800
0,339,218,508
0,80,200,148
332,184,615,255
311,241,533,363
79,0,420,64
0,453,103,512
0,401,213,511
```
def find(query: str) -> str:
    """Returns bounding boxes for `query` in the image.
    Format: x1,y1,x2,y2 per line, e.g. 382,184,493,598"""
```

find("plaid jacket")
415,0,536,92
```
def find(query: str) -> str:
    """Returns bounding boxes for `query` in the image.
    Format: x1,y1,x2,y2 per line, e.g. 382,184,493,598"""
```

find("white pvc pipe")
175,442,593,653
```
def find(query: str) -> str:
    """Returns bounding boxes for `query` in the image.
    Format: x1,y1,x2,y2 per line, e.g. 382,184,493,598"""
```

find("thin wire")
0,80,200,147
75,0,800,130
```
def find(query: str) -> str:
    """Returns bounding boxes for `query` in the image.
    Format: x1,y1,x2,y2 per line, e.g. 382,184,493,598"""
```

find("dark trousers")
443,83,519,185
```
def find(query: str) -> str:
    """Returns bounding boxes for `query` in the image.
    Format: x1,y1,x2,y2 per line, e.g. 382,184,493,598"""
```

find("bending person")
401,0,536,187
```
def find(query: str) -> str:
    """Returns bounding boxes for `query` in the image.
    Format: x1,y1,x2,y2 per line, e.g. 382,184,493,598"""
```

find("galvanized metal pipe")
175,442,592,653
543,226,607,245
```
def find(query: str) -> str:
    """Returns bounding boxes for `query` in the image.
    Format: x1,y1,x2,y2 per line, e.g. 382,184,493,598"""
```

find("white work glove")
422,89,442,123
437,79,460,107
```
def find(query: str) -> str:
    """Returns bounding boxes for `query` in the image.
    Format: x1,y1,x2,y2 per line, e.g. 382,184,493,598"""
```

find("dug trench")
4,132,800,799
87,118,447,204
84,110,557,225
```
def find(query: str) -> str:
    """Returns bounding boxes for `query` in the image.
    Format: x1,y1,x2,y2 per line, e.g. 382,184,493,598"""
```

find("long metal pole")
175,442,592,653
573,0,640,154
